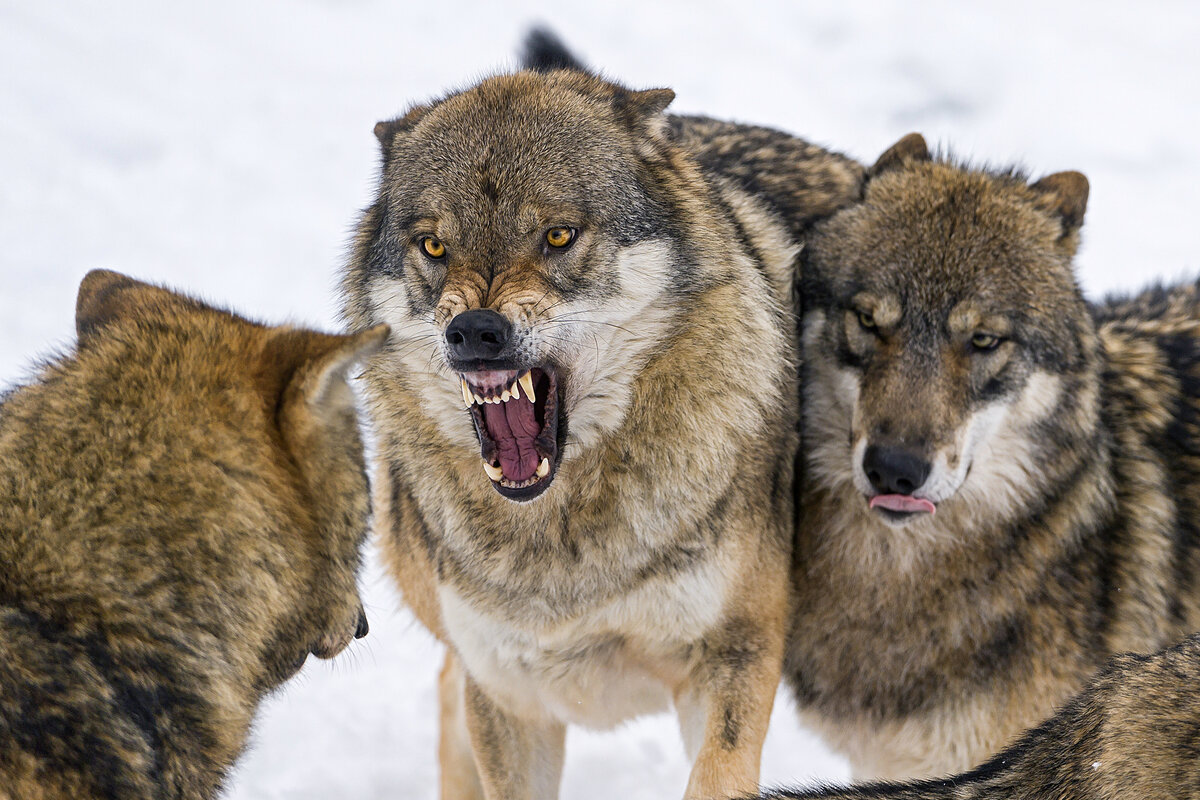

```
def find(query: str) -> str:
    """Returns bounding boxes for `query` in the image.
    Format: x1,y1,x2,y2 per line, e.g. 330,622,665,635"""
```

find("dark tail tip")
520,26,588,73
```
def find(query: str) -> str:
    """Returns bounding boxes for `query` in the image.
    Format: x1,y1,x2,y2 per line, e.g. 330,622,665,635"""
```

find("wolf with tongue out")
785,132,1200,783
339,60,863,799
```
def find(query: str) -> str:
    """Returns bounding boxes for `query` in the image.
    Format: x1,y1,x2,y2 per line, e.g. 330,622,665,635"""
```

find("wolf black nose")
355,609,369,640
863,445,932,495
445,309,511,360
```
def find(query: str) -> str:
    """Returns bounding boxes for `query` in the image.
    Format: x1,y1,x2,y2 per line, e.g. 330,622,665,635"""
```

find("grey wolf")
339,53,862,798
767,632,1200,799
789,132,1200,779
0,270,385,799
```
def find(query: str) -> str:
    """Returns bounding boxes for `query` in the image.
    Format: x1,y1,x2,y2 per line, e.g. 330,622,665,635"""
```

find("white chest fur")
439,555,732,728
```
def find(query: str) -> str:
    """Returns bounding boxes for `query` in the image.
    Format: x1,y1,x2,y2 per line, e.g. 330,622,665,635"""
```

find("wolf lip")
869,494,937,515
462,367,560,500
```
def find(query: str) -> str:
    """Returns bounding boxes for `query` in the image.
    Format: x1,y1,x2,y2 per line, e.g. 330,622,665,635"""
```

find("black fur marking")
1154,330,1200,622
520,27,588,73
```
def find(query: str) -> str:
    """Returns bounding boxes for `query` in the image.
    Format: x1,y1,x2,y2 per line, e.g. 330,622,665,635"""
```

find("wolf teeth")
519,372,535,403
473,392,486,406
510,381,520,400
461,379,473,408
536,457,550,478
501,389,511,402
482,461,503,481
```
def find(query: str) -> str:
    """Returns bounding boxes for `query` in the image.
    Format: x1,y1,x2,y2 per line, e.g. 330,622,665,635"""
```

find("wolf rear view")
0,271,385,800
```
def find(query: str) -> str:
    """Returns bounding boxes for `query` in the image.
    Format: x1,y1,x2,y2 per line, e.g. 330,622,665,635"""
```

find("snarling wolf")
339,52,862,798
0,271,385,799
789,132,1200,778
767,632,1200,799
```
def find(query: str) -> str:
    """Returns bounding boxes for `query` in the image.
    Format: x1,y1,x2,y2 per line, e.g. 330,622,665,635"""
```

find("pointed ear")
75,270,184,343
281,324,390,419
373,105,430,160
869,133,930,178
624,87,674,118
1031,171,1089,234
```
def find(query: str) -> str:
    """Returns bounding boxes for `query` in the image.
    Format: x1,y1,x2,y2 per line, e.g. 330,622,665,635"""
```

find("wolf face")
801,135,1095,530
353,71,681,502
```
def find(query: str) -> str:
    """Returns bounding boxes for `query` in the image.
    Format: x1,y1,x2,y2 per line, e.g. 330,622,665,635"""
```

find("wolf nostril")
445,309,512,360
355,610,369,640
863,444,932,496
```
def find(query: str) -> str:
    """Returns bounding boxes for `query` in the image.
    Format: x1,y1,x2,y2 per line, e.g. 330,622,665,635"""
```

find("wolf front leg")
674,614,786,800
461,673,566,800
439,651,486,800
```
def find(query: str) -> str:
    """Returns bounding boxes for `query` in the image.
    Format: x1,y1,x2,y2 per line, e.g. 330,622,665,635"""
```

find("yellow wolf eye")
545,227,577,248
857,310,876,330
419,236,446,259
972,333,1002,351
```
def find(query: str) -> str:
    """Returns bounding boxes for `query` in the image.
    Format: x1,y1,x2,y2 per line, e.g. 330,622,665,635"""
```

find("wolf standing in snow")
789,132,1200,779
339,62,861,798
0,271,384,800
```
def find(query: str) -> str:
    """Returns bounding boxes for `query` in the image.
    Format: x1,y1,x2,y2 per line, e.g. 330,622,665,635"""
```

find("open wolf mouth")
460,367,561,501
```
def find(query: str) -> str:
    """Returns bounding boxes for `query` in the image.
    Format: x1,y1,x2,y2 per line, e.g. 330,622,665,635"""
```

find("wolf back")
765,632,1200,800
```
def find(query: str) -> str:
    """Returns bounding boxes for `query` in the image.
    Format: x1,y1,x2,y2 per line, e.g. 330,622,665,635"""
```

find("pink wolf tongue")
482,395,541,481
869,494,937,514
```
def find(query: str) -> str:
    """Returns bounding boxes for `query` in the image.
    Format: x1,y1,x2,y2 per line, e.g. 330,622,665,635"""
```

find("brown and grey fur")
762,632,1200,799
340,45,862,799
787,132,1200,779
0,270,386,800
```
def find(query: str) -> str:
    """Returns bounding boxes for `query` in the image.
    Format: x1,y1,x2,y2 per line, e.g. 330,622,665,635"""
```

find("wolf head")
343,70,690,503
801,134,1100,530
66,271,385,691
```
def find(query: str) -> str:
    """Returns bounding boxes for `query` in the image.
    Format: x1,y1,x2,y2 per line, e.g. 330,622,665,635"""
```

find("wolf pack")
5,28,1200,800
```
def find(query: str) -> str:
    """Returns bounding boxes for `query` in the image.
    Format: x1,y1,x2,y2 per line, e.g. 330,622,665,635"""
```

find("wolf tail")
520,27,589,73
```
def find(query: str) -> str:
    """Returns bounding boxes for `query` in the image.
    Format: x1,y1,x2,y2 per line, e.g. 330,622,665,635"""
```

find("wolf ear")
75,269,187,344
618,87,675,119
373,105,430,160
1031,171,1089,235
869,133,930,178
612,87,675,150
277,324,390,422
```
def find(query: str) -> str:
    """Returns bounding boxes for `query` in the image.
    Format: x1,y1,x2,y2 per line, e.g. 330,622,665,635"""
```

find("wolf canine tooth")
482,461,503,481
519,372,535,403
461,379,473,408
537,457,550,478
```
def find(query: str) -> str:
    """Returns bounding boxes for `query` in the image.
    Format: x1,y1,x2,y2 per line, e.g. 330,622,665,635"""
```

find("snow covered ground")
2,2,1198,797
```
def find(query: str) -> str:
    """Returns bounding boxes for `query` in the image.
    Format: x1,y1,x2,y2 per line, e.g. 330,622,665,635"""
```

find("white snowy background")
2,1,1198,797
